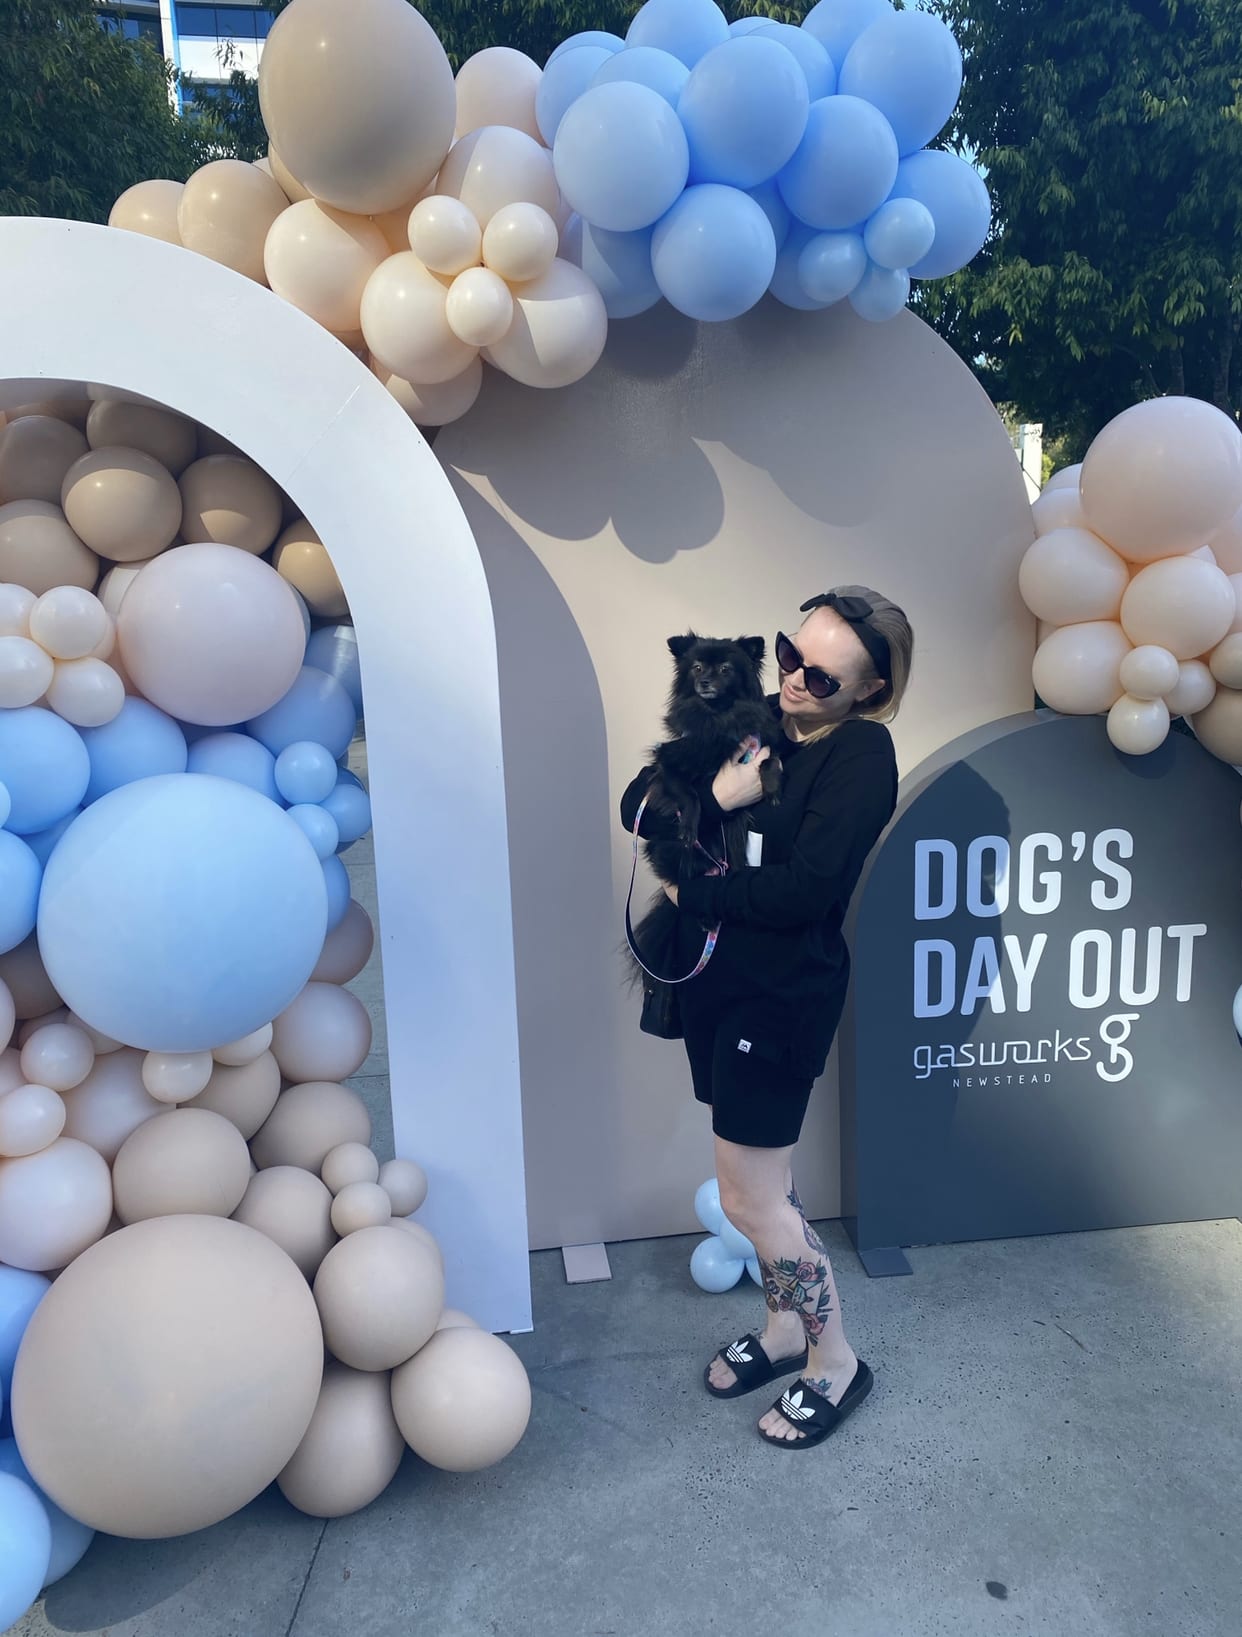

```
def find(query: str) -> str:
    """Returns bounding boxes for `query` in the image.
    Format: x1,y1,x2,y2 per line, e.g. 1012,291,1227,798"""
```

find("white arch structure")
0,218,531,1333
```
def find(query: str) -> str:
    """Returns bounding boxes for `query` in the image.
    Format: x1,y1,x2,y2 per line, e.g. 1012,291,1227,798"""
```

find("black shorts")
682,1008,816,1149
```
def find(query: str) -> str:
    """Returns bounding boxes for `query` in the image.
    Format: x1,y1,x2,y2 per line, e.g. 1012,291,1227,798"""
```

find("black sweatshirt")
620,702,898,1075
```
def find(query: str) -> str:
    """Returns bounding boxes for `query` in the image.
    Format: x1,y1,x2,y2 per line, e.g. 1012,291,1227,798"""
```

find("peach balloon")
1032,621,1130,715
60,1047,163,1162
0,635,53,708
1208,633,1242,690
212,1023,274,1068
331,1180,392,1236
0,582,34,636
1119,556,1235,660
271,519,349,619
0,933,60,1020
455,48,543,144
1208,505,1242,575
371,358,484,429
142,1050,214,1104
0,1137,112,1270
0,416,88,506
250,1080,372,1173
86,400,197,476
485,259,608,389
321,1140,380,1194
117,543,305,726
390,1328,530,1472
259,0,455,215
270,982,372,1084
387,1216,444,1273
1081,397,1242,563
177,160,288,283
314,1224,444,1371
370,202,414,254
1043,465,1081,494
446,267,514,347
0,500,98,594
278,1360,406,1519
1191,685,1242,764
188,1051,281,1139
1030,485,1086,538
178,454,282,555
96,560,152,618
232,1163,336,1279
28,585,111,660
379,1157,428,1216
46,656,125,727
481,202,559,283
0,1084,66,1157
1106,694,1170,756
20,1023,94,1093
311,900,376,985
408,196,482,276
61,446,182,561
68,1010,123,1056
1018,527,1129,625
267,146,312,205
264,201,389,334
436,126,559,227
1118,645,1179,702
112,1107,251,1224
109,179,184,245
11,1215,324,1539
361,252,479,386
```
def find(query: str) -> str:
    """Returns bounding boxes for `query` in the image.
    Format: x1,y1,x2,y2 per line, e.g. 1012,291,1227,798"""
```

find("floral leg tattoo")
786,1184,841,1400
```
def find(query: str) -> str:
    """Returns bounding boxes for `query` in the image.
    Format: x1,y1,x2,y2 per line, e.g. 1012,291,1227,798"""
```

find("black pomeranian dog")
627,633,782,980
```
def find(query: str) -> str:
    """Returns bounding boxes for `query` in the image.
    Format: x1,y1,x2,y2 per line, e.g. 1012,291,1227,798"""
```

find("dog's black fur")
626,633,782,983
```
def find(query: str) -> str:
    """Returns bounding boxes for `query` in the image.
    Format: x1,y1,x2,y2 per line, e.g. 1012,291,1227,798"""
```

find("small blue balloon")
321,776,372,851
746,1257,763,1286
322,853,350,931
652,184,777,322
536,43,615,145
0,832,40,956
304,624,363,717
718,1216,755,1262
0,1269,48,1403
0,707,90,835
626,0,729,67
839,9,963,157
0,1440,93,1590
247,666,357,760
769,221,834,310
679,37,809,188
0,780,9,828
0,1472,51,1630
747,178,792,253
274,740,338,806
864,196,936,271
802,0,894,67
690,1235,746,1293
554,81,690,232
577,221,662,318
693,1176,725,1235
591,44,688,108
287,803,340,861
80,697,187,805
728,16,768,37
888,148,991,278
753,21,837,100
20,808,79,868
546,30,624,68
778,95,899,231
798,230,867,303
187,731,281,804
849,262,911,321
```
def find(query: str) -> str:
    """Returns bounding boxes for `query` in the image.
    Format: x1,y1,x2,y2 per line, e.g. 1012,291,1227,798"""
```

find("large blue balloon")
678,37,810,189
769,221,835,310
0,1441,93,1590
778,95,899,231
802,0,893,66
626,0,729,67
554,81,690,232
80,697,187,805
839,9,963,157
186,731,281,804
246,666,357,760
0,1270,48,1403
535,44,614,145
0,832,40,957
888,148,991,278
798,230,867,304
303,624,363,717
849,262,911,322
546,30,624,68
591,44,688,108
0,1471,50,1630
753,22,837,101
0,708,89,835
863,196,936,271
38,773,328,1053
652,184,777,322
576,221,662,319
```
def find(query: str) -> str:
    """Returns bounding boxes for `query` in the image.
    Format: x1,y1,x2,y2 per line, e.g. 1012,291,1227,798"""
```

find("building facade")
96,0,275,107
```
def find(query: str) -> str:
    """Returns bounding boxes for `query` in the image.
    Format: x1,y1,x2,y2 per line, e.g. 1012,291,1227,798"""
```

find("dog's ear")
667,633,698,660
737,636,766,665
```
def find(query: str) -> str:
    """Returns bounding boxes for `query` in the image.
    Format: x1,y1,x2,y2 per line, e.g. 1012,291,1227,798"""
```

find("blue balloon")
769,221,834,310
80,697,186,805
187,731,281,804
0,1269,48,1402
304,624,363,717
839,9,963,157
798,230,867,303
863,196,936,271
0,707,89,835
678,37,810,189
546,30,624,68
718,1216,755,1262
287,803,339,861
321,776,372,851
0,1441,93,1590
591,44,688,107
0,780,8,828
626,0,729,67
747,178,792,252
728,17,768,37
652,184,777,322
274,740,338,806
802,0,893,66
778,95,899,231
535,43,615,145
321,854,350,931
554,81,690,232
888,148,991,278
753,22,837,100
746,1256,764,1286
0,1472,50,1630
849,262,911,321
0,832,40,956
693,1177,725,1235
290,587,312,646
576,221,662,319
21,808,79,867
690,1235,746,1293
246,666,357,760
38,773,328,1053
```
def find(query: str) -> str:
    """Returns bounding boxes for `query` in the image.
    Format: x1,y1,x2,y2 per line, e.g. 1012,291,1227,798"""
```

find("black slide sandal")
703,1333,809,1400
759,1359,874,1448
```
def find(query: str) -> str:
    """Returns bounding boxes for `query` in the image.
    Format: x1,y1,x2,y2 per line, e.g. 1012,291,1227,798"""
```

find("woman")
620,587,913,1450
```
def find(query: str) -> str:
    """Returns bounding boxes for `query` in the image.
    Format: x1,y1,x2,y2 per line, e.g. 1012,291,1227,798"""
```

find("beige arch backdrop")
0,218,531,1334
437,300,1037,1250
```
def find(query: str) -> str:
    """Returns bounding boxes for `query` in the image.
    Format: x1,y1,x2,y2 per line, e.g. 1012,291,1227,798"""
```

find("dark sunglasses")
775,632,843,699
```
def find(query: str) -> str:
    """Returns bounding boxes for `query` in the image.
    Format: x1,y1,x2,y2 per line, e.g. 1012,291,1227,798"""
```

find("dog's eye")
691,662,703,673
718,663,732,675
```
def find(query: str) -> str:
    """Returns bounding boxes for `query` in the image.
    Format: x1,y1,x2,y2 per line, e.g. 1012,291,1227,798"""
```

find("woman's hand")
711,739,772,812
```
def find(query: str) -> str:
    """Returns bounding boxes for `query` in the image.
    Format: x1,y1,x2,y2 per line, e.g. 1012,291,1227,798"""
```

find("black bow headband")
800,592,891,684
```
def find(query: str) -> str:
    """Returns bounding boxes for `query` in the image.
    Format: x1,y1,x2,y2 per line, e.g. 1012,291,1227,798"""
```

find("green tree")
924,0,1242,459
0,0,208,221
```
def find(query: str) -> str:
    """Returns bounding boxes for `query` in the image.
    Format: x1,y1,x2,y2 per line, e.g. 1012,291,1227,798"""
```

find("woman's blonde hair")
782,584,914,743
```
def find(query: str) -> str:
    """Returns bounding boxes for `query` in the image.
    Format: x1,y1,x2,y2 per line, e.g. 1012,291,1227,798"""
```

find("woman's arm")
618,764,729,840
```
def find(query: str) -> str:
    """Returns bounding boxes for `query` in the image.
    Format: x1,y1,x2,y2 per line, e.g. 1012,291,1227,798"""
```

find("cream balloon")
1031,621,1131,715
0,582,34,636
0,1050,21,1095
109,179,184,245
371,358,484,429
0,1085,66,1157
270,982,372,1084
361,252,479,386
177,160,288,283
0,635,53,708
313,1224,444,1371
390,1328,530,1472
20,1023,94,1093
96,560,152,618
45,656,125,727
267,147,312,205
212,1023,273,1067
1191,685,1242,764
1080,397,1242,563
1106,694,1170,756
1043,465,1082,494
321,1140,380,1195
1032,485,1088,538
436,126,559,227
271,519,349,619
178,455,282,555
436,1308,481,1332
311,900,376,985
1117,645,1179,702
11,1215,324,1539
485,260,608,389
445,267,514,347
1208,633,1242,689
117,543,306,726
59,1048,162,1162
112,1107,251,1224
16,1009,68,1050
61,446,181,562
28,586,111,660
0,501,98,594
371,197,419,254
253,155,285,195
408,196,482,276
455,47,543,143
0,1137,111,1270
187,1050,281,1139
67,1010,123,1056
0,416,88,506
386,1216,444,1273
481,202,559,283
277,1361,405,1519
378,1157,428,1216
1017,527,1129,625
231,1163,336,1280
330,1180,392,1236
264,201,389,334
250,1080,372,1173
141,1050,214,1104
1119,556,1236,660
86,400,197,476
259,0,455,215
1209,505,1242,575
